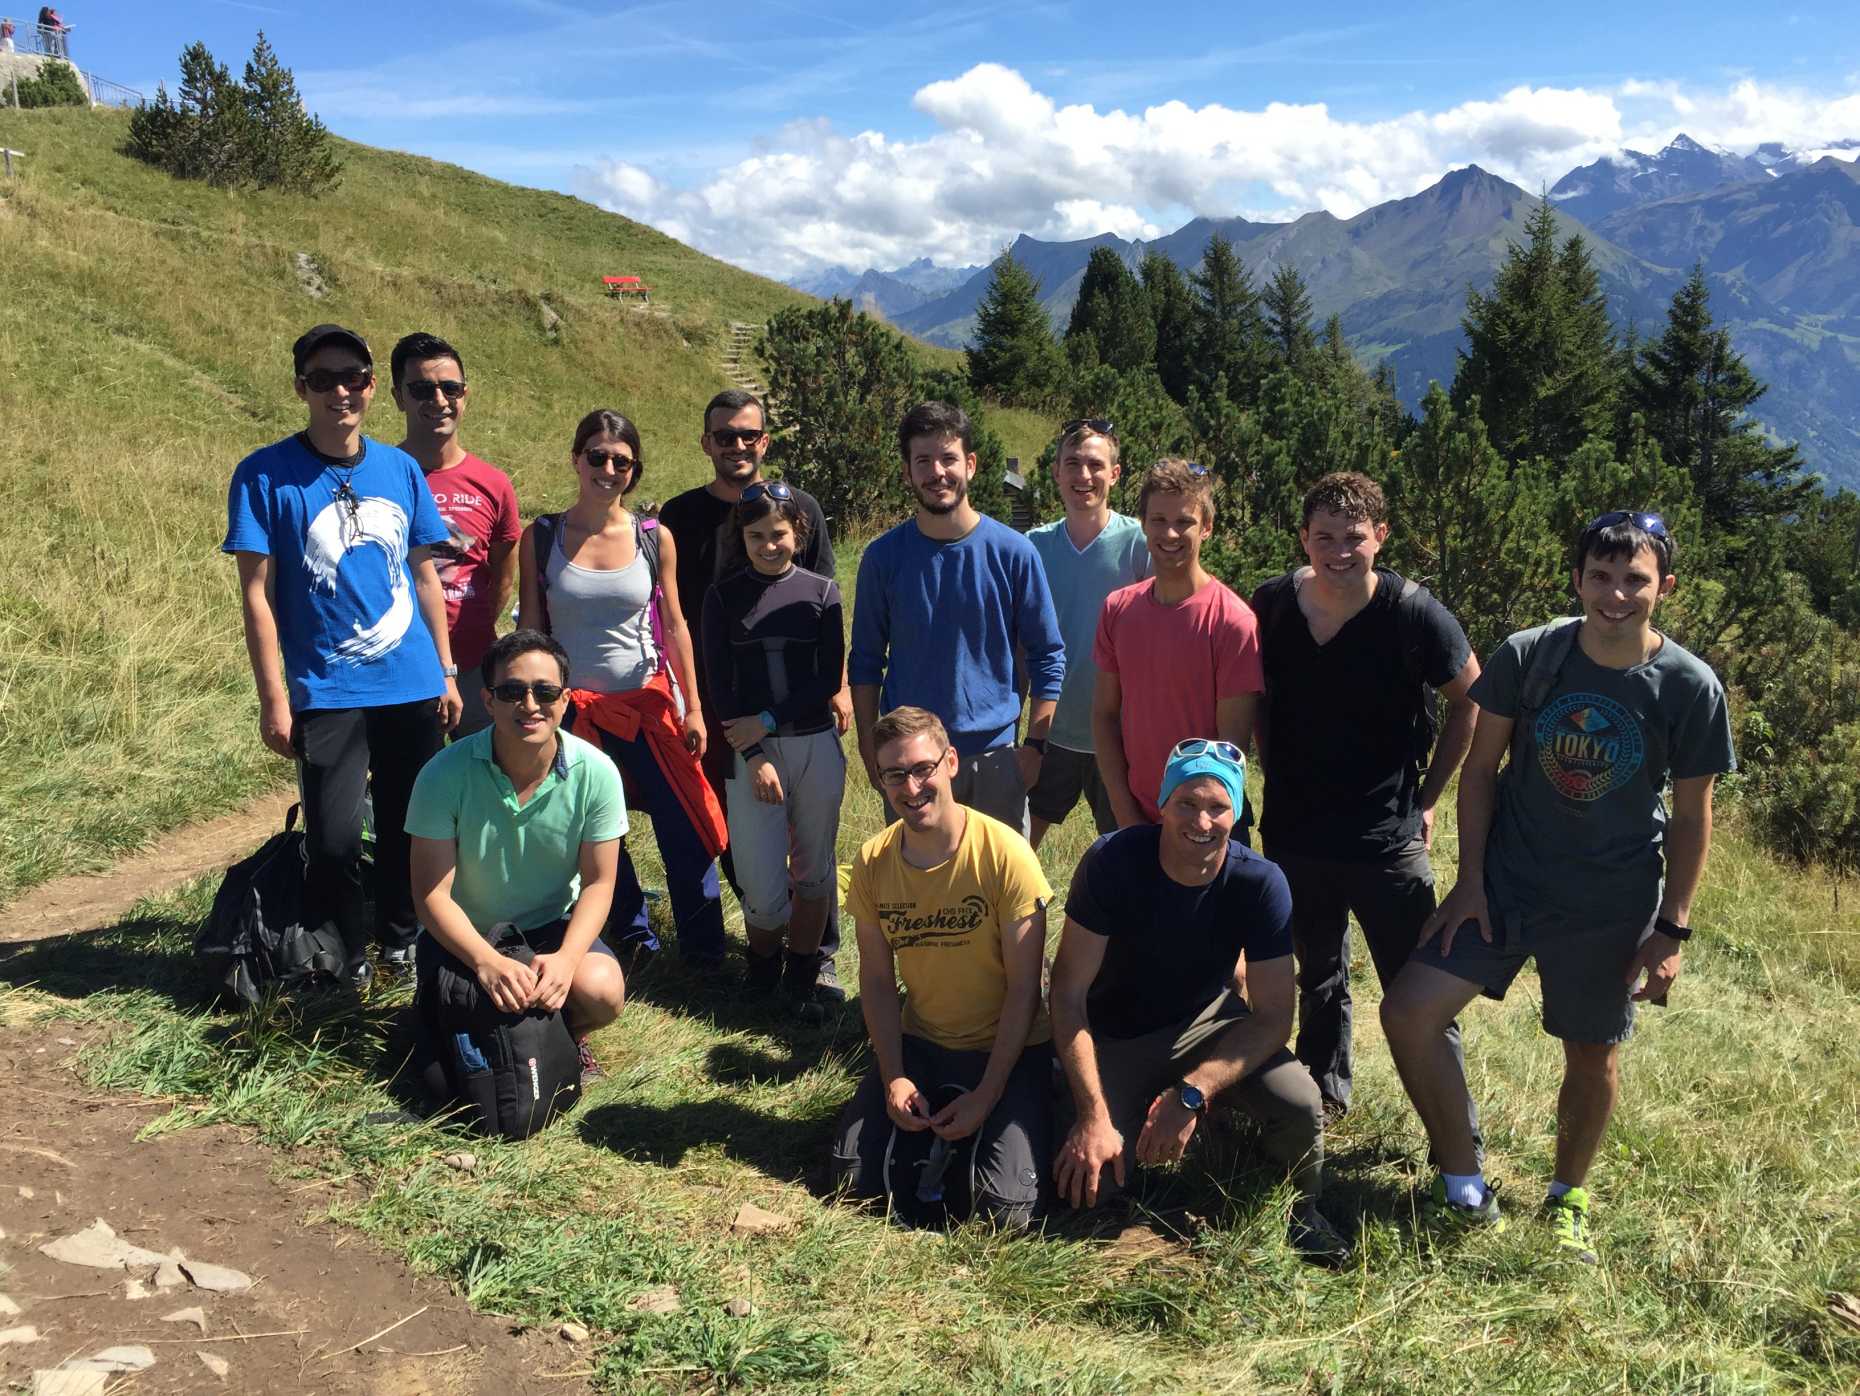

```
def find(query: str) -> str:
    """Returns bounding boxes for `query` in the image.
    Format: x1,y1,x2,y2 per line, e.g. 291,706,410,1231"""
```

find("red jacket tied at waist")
567,671,728,860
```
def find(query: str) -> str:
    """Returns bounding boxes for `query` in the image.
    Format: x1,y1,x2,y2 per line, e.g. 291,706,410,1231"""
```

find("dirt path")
0,1030,583,1394
0,791,295,945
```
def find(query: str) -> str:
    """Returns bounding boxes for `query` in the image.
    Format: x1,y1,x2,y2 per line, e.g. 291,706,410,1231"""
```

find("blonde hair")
871,705,949,755
1136,458,1215,527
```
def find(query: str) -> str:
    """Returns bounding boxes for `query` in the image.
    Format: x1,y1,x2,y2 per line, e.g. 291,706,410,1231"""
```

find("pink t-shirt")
423,453,521,670
1093,576,1263,820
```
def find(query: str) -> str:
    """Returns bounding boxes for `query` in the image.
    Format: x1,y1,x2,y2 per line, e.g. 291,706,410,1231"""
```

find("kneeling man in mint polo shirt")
407,629,627,1069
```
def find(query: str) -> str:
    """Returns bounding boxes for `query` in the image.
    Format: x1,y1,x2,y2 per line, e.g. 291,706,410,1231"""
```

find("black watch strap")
1654,915,1692,942
1023,736,1047,755
1175,1080,1206,1114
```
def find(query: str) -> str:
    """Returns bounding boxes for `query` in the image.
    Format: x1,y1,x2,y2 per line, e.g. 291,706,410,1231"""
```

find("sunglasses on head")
740,480,794,506
709,427,765,448
491,679,565,705
1170,737,1244,766
1183,461,1210,477
1584,510,1669,539
1061,418,1116,439
584,447,635,473
402,379,466,402
300,367,373,393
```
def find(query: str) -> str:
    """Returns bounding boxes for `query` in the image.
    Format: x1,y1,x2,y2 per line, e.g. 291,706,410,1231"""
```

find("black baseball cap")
292,324,372,374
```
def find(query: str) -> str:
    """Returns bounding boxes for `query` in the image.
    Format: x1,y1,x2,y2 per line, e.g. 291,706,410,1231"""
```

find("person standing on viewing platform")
391,332,519,739
661,389,848,1003
850,401,1066,836
1250,472,1483,1133
223,324,461,986
1024,419,1149,849
1092,459,1261,834
1381,511,1734,1263
518,409,728,971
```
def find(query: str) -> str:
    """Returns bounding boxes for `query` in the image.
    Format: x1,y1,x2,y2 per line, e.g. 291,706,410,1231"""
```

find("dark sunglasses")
300,367,373,393
402,379,466,402
709,427,765,447
1061,417,1116,439
739,480,794,505
1584,510,1669,539
584,448,636,473
491,680,565,705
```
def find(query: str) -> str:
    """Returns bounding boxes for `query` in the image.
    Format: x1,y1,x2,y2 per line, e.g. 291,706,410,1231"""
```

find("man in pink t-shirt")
391,332,521,737
1092,459,1261,827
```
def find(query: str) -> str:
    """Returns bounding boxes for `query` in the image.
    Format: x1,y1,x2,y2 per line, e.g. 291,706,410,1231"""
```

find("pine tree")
1261,264,1316,368
1141,252,1197,404
1629,265,1812,527
1189,235,1266,405
1065,247,1155,375
967,251,1066,408
242,31,342,194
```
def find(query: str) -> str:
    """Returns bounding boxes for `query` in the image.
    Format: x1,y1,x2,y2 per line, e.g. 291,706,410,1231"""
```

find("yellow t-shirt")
848,809,1054,1052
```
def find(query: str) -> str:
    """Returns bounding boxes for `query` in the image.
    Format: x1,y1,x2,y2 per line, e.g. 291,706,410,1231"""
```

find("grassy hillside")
0,106,1012,905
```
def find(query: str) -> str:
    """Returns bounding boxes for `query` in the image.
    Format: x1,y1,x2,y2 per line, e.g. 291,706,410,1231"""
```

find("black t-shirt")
1064,826,1294,1040
699,565,844,733
658,482,835,654
1250,568,1470,860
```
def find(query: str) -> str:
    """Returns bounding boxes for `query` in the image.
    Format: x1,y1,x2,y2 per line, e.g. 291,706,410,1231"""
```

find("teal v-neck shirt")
405,727,627,935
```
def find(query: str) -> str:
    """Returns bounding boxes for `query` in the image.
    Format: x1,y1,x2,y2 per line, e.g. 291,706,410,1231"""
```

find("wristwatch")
440,664,459,678
1654,915,1693,942
1023,736,1047,755
759,709,778,734
1175,1080,1207,1115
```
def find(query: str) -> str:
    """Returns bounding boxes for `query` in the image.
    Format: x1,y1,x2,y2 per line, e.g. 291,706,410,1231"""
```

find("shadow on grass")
0,913,217,1008
578,1095,836,1188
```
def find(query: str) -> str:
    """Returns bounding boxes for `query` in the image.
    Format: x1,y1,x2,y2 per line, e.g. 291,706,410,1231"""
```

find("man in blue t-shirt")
849,401,1066,837
1048,742,1348,1263
1382,512,1735,1263
223,324,463,984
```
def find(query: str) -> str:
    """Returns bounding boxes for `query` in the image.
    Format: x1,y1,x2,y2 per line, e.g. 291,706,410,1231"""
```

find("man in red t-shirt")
1092,459,1262,829
391,332,521,737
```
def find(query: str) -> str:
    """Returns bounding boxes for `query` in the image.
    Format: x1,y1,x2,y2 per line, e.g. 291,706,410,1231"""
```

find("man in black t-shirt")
1250,472,1482,1138
1049,742,1346,1263
658,389,848,996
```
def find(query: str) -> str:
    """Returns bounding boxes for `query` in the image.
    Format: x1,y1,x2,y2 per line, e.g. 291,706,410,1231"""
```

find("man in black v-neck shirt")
1250,473,1482,1130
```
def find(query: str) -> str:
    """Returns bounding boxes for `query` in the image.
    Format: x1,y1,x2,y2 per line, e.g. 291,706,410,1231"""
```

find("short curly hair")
1301,471,1387,527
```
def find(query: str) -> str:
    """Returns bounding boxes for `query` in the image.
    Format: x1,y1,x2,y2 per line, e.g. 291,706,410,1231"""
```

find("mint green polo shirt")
404,727,627,935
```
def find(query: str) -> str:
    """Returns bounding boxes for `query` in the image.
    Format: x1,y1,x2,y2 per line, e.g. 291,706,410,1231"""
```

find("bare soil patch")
0,1030,584,1394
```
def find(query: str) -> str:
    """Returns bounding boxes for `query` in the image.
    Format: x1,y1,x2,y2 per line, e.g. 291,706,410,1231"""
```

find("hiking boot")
576,1038,606,1081
379,943,415,972
1541,1187,1598,1265
744,946,783,996
813,957,846,1004
782,951,829,1023
1424,1175,1506,1233
1287,1200,1352,1266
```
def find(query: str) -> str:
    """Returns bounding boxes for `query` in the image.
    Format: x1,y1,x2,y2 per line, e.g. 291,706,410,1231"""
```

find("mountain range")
788,257,986,319
785,137,1860,489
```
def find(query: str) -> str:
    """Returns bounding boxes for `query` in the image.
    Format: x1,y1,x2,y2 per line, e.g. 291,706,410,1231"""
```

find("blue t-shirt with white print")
224,434,449,712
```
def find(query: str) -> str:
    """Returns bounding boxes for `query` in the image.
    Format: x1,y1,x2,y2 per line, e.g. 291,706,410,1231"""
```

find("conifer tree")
242,32,343,193
967,251,1066,407
1141,252,1197,404
1261,264,1316,368
1066,247,1155,375
1189,235,1266,405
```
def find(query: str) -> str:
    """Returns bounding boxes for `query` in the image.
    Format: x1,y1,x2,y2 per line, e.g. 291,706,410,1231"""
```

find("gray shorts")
1419,891,1651,1044
1026,744,1117,834
886,745,1029,837
726,730,845,931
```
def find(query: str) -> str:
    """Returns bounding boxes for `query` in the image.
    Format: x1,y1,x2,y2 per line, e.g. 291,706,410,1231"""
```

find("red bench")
601,275,652,303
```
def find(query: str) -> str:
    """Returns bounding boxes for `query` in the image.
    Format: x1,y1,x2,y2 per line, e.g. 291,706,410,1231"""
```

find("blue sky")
49,1,1860,276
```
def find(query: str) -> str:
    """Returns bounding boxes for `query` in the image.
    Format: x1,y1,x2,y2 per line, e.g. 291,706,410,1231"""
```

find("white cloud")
570,65,1860,279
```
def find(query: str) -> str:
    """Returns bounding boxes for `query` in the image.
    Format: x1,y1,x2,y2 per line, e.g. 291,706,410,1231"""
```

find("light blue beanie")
1158,746,1246,815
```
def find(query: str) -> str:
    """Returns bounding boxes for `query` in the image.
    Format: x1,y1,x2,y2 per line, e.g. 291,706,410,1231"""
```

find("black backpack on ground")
412,927,583,1140
198,804,349,1006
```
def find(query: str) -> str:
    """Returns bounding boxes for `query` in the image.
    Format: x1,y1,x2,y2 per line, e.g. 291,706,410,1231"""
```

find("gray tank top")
544,523,658,693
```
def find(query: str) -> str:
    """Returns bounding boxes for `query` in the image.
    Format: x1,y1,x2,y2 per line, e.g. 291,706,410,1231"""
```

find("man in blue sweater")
851,401,1067,836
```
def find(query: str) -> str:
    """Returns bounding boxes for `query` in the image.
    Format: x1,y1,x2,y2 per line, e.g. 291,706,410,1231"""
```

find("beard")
913,473,969,515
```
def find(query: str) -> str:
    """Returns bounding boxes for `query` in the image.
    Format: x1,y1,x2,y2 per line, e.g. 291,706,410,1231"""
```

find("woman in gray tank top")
518,410,726,968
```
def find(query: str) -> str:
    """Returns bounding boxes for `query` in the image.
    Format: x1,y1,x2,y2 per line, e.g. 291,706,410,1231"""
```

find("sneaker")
1424,1175,1506,1233
1541,1188,1598,1265
782,952,828,1023
744,946,783,996
576,1038,606,1081
813,958,846,1005
1287,1200,1352,1266
343,954,374,990
379,943,415,972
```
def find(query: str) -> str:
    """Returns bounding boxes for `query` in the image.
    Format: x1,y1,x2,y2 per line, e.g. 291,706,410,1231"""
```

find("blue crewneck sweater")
849,514,1066,755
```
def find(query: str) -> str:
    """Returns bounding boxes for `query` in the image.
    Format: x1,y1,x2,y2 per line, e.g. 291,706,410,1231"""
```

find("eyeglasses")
584,448,636,473
301,367,373,393
402,379,466,402
1061,418,1116,439
1169,738,1244,766
709,428,765,448
1583,510,1669,539
491,680,566,705
877,746,950,789
739,480,794,505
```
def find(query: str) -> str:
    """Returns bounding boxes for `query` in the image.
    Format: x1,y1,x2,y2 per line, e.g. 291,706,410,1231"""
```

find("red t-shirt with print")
422,453,520,670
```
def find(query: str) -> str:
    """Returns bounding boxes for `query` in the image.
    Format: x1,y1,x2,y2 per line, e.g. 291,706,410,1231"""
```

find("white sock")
1443,1171,1487,1208
1547,1180,1574,1200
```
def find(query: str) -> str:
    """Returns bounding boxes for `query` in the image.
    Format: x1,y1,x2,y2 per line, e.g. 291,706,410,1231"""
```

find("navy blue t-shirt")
1064,825,1294,1040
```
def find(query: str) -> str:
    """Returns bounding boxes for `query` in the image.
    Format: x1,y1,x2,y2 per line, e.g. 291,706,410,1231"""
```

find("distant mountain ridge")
781,136,1860,489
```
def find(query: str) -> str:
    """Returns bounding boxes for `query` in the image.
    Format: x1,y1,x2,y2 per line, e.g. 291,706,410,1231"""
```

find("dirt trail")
0,791,295,946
